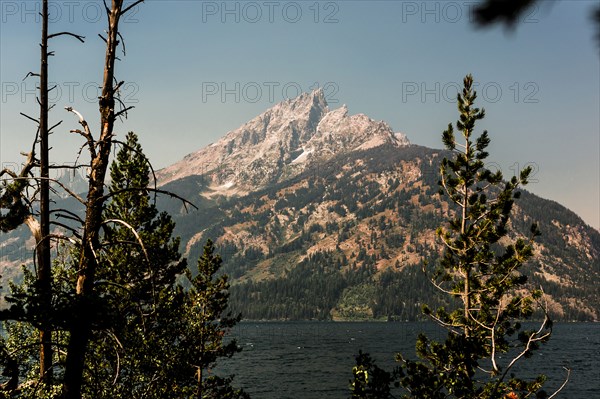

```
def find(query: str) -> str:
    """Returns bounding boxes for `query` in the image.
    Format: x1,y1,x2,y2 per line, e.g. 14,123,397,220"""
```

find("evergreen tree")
350,352,397,399
166,240,246,399
79,131,187,397
1,133,248,398
83,132,247,398
351,75,561,398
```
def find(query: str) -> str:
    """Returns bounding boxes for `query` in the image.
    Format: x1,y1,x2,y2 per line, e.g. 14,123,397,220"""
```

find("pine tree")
83,132,247,398
79,131,187,397
1,133,248,398
351,75,562,399
163,240,247,399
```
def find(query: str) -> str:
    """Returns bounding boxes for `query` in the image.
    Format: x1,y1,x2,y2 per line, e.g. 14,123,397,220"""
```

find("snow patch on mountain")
291,148,313,164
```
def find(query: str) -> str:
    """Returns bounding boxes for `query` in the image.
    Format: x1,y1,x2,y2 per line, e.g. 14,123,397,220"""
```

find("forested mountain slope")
162,144,599,321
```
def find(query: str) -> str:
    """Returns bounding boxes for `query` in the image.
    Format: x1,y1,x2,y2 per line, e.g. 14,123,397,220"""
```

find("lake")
218,321,600,398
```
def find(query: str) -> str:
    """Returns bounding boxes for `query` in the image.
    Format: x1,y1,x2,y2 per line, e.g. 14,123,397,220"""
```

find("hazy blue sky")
1,0,599,229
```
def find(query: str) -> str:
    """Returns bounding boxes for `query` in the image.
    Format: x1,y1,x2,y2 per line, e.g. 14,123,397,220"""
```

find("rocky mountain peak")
277,88,329,117
157,91,410,193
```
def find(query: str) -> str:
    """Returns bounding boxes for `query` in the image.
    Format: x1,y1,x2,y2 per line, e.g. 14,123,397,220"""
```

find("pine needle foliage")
351,75,554,399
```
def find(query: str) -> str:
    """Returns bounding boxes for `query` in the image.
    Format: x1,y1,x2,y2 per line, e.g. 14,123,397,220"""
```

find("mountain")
2,91,598,321
157,91,600,322
156,89,409,193
54,168,89,199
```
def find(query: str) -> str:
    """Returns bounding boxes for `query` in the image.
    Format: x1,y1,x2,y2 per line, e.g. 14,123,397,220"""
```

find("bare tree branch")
496,311,551,391
51,208,85,225
47,32,85,43
48,120,63,133
3,175,86,207
23,72,40,80
117,31,127,56
100,187,198,211
51,221,82,239
101,218,149,264
547,367,571,399
0,169,18,179
113,80,125,93
36,176,86,204
114,105,134,120
48,163,90,171
104,330,123,385
121,0,145,16
20,112,40,125
65,107,96,158
50,234,81,249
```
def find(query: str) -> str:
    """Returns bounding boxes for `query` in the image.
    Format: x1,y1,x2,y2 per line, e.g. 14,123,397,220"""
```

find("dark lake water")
218,321,599,399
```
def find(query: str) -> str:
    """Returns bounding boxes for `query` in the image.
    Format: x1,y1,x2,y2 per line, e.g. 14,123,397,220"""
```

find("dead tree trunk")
38,0,53,383
62,1,141,397
35,0,85,383
1,0,83,392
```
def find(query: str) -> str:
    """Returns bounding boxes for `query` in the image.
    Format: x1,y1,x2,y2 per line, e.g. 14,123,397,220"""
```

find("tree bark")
38,0,54,384
62,2,124,398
